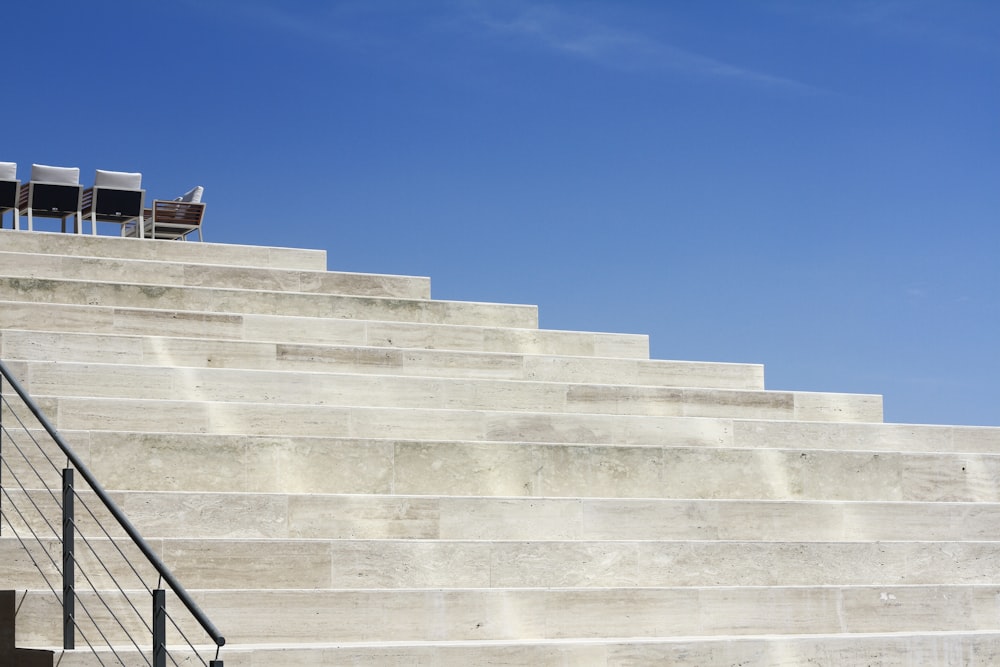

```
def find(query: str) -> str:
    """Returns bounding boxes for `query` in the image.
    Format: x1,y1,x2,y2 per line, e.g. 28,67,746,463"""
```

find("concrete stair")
1,229,1000,666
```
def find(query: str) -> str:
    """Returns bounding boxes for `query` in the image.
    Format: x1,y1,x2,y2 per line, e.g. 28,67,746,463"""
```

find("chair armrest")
81,187,95,211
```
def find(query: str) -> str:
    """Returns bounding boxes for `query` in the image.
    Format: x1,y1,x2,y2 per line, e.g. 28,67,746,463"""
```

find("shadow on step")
0,590,54,667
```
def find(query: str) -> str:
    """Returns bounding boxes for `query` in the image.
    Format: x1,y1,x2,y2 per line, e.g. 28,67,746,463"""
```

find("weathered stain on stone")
138,285,169,298
7,278,59,293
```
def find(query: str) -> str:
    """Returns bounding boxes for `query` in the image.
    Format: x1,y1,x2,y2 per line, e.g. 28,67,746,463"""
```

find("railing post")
153,589,166,667
62,468,75,650
1,371,4,538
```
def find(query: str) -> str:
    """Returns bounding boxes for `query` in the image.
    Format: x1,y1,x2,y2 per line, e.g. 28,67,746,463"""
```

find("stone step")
5,537,1000,590
16,585,1000,645
103,494,1000,542
0,276,538,329
0,249,431,299
0,329,762,390
6,360,877,422
0,228,327,270
0,300,649,359
3,422,996,501
733,419,1000,454
8,487,1000,543
36,632,1000,667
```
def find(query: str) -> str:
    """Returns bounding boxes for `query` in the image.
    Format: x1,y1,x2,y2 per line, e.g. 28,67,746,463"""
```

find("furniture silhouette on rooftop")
0,162,19,229
80,169,145,237
18,164,83,233
125,186,205,241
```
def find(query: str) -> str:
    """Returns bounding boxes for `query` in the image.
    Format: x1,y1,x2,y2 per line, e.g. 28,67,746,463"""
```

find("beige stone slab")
1,299,645,361
41,633,1000,667
734,420,1000,454
245,436,395,494
0,300,250,339
793,390,884,423
23,485,1000,544
330,540,493,588
0,228,328,270
277,343,527,379
13,360,790,417
607,633,1000,667
93,538,1000,590
901,453,1000,503
84,432,393,494
389,439,1000,501
0,276,538,328
163,539,335,588
483,412,734,447
0,300,119,335
0,329,144,364
525,355,764,390
23,416,1000,501
118,490,291,539
359,322,650,360
47,396,357,437
0,249,430,299
12,389,1000,499
241,312,368,346
0,536,159,590
140,336,279,368
440,497,585,541
113,306,248,339
578,498,1000,542
15,585,1000,645
49,647,238,667
482,327,649,359
286,494,441,539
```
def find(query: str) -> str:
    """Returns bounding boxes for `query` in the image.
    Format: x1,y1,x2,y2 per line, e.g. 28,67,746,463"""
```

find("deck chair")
0,162,19,230
18,164,83,232
80,169,145,236
124,186,205,241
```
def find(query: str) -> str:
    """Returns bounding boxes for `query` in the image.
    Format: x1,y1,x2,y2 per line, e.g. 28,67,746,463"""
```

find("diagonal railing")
0,358,225,666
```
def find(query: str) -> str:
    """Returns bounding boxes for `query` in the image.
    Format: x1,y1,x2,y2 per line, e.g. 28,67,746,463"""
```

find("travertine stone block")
1,301,648,359
0,277,537,328
42,633,1000,667
734,420,1000,454
0,250,429,299
0,229,327,270
6,234,1000,664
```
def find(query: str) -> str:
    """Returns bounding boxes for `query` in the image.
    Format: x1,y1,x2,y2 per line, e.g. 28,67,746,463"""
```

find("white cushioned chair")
80,169,145,236
18,164,83,232
0,162,19,230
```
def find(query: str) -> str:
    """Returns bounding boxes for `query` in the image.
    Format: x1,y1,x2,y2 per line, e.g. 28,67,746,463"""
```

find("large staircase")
2,230,1000,665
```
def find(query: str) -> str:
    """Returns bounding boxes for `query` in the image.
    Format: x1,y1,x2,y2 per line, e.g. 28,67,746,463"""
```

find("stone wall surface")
1,229,999,666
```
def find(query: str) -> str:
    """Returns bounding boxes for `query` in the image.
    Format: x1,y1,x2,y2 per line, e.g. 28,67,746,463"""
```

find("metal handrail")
0,358,226,648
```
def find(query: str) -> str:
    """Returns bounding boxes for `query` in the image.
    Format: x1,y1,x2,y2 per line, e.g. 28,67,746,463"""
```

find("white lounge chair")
0,162,19,230
124,186,205,241
80,169,145,236
18,164,83,233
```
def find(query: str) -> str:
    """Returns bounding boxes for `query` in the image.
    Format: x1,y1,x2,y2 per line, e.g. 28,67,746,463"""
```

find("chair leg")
27,210,33,232
13,208,18,231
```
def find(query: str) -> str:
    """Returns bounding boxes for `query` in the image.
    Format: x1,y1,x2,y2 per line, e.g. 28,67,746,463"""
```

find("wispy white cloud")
193,0,825,94
455,1,825,94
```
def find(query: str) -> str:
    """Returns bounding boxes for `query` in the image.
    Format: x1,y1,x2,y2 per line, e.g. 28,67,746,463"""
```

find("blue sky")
5,1,998,426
